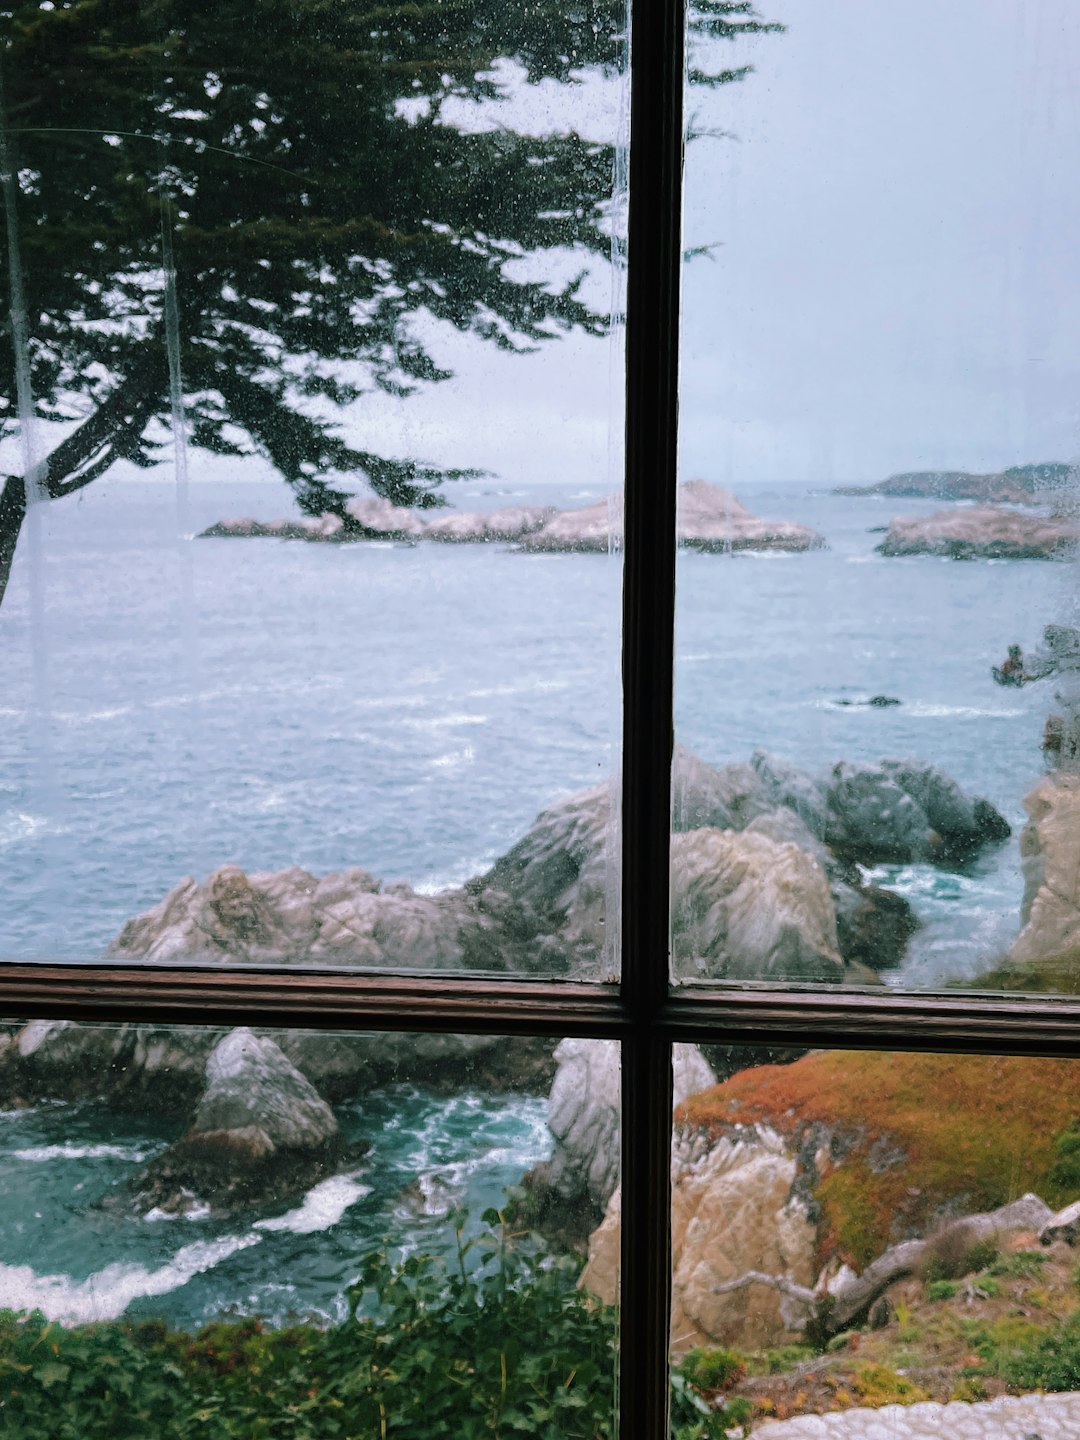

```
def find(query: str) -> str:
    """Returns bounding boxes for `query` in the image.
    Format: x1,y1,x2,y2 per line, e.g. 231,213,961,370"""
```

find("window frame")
4,1,1080,1436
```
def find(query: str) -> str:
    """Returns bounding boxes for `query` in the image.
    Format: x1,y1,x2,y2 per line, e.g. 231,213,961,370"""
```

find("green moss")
851,1363,927,1406
926,1280,960,1302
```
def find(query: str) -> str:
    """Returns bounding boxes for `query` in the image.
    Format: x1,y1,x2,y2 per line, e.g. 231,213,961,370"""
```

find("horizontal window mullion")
660,987,1080,1058
6,963,1080,1055
0,962,629,1037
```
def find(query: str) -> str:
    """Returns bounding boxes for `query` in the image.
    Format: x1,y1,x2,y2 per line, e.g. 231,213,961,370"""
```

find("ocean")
0,473,1067,1325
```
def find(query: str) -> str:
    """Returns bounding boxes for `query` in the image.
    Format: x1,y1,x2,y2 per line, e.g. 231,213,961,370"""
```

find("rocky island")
876,506,1079,560
199,480,826,553
836,461,1074,505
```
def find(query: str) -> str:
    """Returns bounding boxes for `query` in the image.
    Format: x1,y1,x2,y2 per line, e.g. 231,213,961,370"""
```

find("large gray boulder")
877,506,1079,560
822,760,1009,865
670,827,845,983
127,1029,349,1217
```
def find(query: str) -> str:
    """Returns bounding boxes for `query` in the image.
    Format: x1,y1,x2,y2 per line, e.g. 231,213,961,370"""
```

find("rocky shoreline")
876,505,1079,560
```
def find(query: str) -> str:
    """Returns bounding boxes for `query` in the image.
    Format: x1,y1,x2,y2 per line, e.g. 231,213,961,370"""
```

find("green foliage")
988,1249,1048,1279
0,1221,736,1439
926,1279,960,1302
1049,1118,1080,1192
1000,1312,1080,1391
677,1345,746,1392
0,0,778,527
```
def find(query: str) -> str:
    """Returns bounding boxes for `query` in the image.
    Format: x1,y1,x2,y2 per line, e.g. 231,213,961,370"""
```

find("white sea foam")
0,1234,261,1323
402,712,489,731
430,745,475,770
905,702,1024,719
253,1173,372,1235
6,1142,159,1163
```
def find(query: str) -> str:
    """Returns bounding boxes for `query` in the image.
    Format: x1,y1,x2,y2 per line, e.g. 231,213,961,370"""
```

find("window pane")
673,1,1080,995
0,1019,618,1434
0,0,626,974
642,1045,1080,1433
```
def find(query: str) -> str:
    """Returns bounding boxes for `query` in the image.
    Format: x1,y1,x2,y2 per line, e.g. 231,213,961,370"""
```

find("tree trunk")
0,473,26,609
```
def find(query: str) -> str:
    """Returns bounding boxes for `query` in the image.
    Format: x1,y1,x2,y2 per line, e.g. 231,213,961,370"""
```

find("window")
3,2,1080,1437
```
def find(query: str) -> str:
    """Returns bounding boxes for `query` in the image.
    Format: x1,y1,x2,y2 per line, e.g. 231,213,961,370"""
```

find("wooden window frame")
3,2,1080,1436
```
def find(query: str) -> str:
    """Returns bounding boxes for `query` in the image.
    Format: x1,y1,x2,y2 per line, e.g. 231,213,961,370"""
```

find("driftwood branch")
711,1194,1055,1340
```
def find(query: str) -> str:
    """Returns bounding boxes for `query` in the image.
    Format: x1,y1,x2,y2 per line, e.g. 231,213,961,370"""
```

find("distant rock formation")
200,481,825,554
836,462,1074,505
876,506,1079,560
522,480,824,553
422,504,555,542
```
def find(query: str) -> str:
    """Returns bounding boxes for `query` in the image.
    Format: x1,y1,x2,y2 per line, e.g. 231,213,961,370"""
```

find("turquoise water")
0,475,1068,1323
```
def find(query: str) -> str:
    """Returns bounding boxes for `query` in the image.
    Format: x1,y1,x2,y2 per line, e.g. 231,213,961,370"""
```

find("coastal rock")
822,759,1009,865
836,461,1074,505
107,862,570,973
582,1124,817,1351
1010,773,1080,967
343,495,426,539
423,504,555,543
523,1038,716,1237
200,516,325,539
670,828,845,983
751,750,831,840
4,1021,216,1113
128,1028,347,1216
876,506,1079,560
521,481,824,553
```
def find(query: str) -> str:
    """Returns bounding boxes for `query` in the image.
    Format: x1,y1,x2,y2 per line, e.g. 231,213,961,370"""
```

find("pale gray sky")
11,2,1080,495
337,0,1080,493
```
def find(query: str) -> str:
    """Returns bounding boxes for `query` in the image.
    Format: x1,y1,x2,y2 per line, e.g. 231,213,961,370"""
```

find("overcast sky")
11,1,1080,496
346,0,1080,494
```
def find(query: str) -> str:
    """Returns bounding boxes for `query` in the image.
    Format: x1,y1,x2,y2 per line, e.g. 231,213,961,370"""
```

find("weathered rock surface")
343,495,427,539
877,505,1079,560
107,862,569,973
522,1038,715,1239
822,759,1009,865
422,504,555,543
521,481,824,553
836,461,1073,505
127,1029,349,1216
201,515,342,540
1010,772,1080,966
582,1124,818,1351
670,827,845,983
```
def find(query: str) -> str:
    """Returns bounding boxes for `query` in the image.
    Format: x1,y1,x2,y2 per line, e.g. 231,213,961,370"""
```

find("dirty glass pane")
0,0,626,973
0,1019,619,1435
672,0,1080,995
662,1044,1080,1434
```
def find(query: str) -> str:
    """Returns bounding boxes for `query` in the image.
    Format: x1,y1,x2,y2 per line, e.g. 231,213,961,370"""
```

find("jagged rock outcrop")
343,495,427,539
877,506,1079,560
521,481,824,554
670,828,845,983
422,504,555,542
126,1029,350,1216
106,862,571,972
583,1124,818,1351
822,759,1009,865
522,1038,716,1240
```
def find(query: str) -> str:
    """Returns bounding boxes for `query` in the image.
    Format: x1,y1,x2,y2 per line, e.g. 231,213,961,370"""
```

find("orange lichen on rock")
676,1051,1080,1268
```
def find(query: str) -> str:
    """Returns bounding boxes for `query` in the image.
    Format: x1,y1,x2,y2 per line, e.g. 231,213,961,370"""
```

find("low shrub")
0,1217,735,1440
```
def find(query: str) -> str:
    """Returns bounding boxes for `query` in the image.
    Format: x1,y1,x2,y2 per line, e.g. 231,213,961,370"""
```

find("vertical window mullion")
620,0,685,1429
